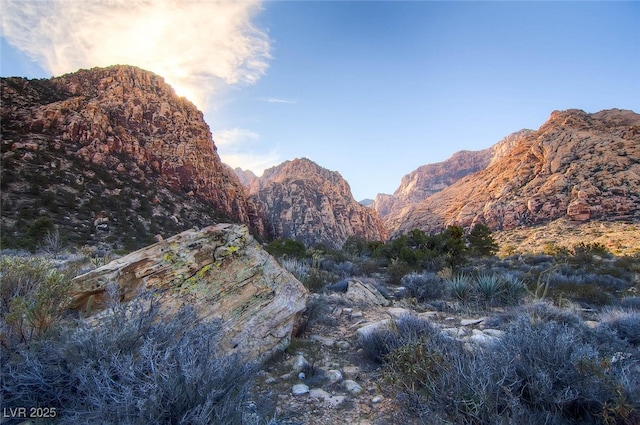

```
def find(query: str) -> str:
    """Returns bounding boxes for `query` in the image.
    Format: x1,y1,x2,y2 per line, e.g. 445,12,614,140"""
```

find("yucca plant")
475,273,505,305
447,273,472,301
502,273,526,305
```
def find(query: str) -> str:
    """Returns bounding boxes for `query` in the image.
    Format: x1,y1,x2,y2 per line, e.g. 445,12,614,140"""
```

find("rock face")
249,158,388,249
374,130,531,230
1,66,263,249
391,109,640,236
70,224,308,361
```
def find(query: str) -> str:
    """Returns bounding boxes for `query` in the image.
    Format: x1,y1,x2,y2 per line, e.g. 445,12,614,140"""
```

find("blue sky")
2,1,639,201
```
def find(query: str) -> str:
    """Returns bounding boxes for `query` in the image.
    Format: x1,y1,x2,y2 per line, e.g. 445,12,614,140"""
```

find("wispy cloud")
0,0,271,111
214,128,280,174
258,97,297,104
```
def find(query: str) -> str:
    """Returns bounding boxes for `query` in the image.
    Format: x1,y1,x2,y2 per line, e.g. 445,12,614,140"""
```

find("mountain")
373,129,531,230
1,66,264,250
233,167,260,194
390,109,640,237
247,158,388,249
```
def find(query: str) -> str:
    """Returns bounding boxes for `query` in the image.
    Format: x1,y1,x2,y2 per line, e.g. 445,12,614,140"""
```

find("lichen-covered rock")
70,223,308,361
249,158,388,249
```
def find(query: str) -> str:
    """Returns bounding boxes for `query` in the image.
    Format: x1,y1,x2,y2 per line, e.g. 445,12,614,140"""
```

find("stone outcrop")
248,158,388,249
391,109,640,236
71,224,308,361
374,130,531,230
1,66,264,249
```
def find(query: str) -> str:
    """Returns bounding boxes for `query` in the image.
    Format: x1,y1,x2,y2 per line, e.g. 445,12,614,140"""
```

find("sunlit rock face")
71,224,308,361
1,65,264,248
249,158,388,249
374,130,531,235
390,109,640,237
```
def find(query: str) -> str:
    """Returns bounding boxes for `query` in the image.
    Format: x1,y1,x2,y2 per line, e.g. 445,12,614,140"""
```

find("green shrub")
0,256,72,346
265,238,307,259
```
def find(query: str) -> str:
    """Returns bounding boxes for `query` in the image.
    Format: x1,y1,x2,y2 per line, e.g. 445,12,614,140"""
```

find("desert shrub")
281,258,310,282
386,260,412,286
359,315,439,364
551,281,613,307
371,301,640,424
1,292,257,424
620,296,640,310
599,308,640,345
401,272,445,302
0,255,72,346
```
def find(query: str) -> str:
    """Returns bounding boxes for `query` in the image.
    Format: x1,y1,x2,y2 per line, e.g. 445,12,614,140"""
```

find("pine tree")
467,223,499,257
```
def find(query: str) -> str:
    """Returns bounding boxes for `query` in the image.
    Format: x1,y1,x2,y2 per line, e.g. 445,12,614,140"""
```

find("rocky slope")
1,66,264,250
391,109,640,236
247,158,388,249
373,129,531,229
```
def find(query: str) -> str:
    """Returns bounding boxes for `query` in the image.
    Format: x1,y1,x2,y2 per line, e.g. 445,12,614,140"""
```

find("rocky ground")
250,280,520,425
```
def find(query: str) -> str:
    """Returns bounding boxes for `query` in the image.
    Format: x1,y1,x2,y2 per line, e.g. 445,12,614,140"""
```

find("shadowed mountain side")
1,66,264,250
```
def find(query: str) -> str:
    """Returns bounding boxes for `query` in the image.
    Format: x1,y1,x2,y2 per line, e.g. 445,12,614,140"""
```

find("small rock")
441,327,466,338
309,388,331,400
336,340,350,350
298,372,306,380
292,384,310,396
343,379,364,395
291,354,309,373
351,311,364,319
342,366,360,378
264,377,277,385
372,396,383,403
310,334,336,346
386,307,411,318
469,332,498,346
343,308,353,314
356,319,391,338
326,369,343,384
461,318,486,326
417,311,438,319
326,395,346,408
483,329,505,338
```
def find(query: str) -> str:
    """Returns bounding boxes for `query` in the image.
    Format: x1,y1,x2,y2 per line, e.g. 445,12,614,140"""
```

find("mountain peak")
1,66,264,249
251,158,387,249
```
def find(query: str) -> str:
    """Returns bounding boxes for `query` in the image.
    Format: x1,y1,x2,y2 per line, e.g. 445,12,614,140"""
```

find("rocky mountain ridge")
373,129,532,230
241,158,388,249
391,108,640,236
1,66,263,250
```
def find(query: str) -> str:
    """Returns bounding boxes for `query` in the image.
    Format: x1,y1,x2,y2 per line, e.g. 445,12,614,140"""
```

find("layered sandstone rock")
373,130,531,230
250,158,388,249
391,109,640,236
71,224,308,361
1,66,264,248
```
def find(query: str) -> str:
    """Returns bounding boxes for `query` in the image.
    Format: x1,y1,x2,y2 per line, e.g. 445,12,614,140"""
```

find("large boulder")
71,223,308,361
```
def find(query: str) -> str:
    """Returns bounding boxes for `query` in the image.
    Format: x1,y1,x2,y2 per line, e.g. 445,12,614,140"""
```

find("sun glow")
0,0,271,111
